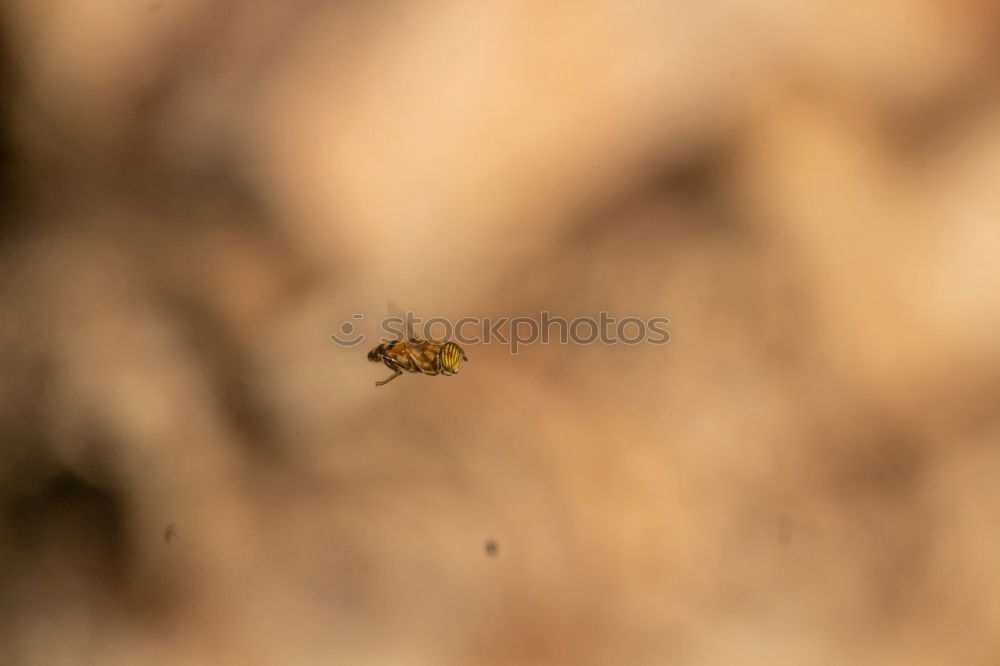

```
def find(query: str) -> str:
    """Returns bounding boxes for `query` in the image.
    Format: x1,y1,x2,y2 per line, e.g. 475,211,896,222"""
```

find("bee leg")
376,370,402,387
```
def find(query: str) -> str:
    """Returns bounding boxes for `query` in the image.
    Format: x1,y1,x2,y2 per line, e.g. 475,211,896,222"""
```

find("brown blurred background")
2,1,1000,664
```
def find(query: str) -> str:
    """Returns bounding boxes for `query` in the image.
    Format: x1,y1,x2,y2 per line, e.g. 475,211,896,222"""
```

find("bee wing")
387,300,418,341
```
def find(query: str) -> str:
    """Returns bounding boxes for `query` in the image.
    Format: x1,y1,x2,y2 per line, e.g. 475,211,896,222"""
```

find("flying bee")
367,309,468,386
368,338,468,386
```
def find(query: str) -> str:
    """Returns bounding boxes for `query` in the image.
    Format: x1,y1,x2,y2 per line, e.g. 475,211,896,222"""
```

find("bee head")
367,344,384,362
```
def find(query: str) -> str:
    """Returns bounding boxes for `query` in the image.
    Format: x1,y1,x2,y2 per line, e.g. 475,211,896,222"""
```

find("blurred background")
2,1,1000,664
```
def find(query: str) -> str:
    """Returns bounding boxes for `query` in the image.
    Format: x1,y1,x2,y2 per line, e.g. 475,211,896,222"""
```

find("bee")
368,337,468,386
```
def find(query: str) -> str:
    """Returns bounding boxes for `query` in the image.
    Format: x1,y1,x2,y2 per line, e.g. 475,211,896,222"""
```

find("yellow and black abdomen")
439,342,467,374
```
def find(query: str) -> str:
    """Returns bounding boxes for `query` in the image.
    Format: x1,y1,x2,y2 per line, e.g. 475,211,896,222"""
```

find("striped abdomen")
439,342,466,374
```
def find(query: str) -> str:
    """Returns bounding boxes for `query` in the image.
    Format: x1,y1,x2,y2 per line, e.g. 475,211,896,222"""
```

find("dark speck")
485,539,498,557
164,523,176,543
